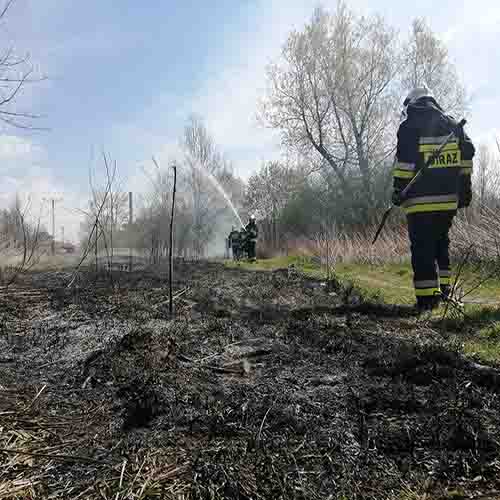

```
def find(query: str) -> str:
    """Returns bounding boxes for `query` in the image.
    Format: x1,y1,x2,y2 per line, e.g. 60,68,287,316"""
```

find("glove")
458,177,472,209
392,190,402,207
465,191,472,207
458,191,472,209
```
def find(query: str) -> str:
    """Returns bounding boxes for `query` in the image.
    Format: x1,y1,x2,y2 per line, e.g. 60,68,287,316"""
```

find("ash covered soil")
1,261,500,499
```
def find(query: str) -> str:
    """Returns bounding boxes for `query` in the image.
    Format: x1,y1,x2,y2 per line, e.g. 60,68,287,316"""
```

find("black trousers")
407,212,454,302
247,241,256,259
232,245,241,260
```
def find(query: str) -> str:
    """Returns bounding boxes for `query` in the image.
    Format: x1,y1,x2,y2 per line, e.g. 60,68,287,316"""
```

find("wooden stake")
128,191,133,272
326,231,330,280
169,165,177,317
95,224,98,273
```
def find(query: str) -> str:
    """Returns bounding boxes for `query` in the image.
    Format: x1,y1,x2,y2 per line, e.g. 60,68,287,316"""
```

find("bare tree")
400,18,465,116
182,115,240,257
140,159,176,262
259,5,467,225
245,161,304,218
78,117,246,262
470,143,500,216
475,144,491,215
138,178,193,262
259,4,398,219
0,194,49,286
245,161,306,249
0,0,45,129
133,131,244,261
76,153,120,278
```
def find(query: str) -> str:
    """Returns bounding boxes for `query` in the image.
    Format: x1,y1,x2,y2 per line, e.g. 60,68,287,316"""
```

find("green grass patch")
463,321,500,365
227,258,416,304
227,257,499,307
225,255,322,274
225,256,500,363
334,262,415,305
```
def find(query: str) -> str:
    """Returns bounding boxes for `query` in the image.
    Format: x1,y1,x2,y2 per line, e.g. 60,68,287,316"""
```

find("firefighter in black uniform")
244,215,258,262
392,86,475,312
239,228,248,259
228,226,242,260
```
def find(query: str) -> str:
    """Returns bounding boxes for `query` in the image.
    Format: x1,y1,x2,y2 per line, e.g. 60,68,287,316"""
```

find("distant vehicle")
61,243,76,254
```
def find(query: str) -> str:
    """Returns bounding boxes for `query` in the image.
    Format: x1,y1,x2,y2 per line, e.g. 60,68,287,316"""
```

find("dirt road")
1,261,499,499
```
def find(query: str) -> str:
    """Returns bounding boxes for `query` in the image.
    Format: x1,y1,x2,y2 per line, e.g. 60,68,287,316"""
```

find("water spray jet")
190,162,245,229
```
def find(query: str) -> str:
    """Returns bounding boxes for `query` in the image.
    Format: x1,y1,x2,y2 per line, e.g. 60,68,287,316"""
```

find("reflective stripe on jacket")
393,97,475,214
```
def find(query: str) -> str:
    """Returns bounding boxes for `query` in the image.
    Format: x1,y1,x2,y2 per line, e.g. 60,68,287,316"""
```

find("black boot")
416,295,441,313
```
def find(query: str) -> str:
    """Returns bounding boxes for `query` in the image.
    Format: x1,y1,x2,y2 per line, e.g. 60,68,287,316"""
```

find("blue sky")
0,0,499,240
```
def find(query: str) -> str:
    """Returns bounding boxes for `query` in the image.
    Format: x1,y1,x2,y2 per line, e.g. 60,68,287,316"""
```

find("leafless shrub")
452,206,500,265
447,139,500,303
125,117,246,261
0,196,48,287
68,153,117,287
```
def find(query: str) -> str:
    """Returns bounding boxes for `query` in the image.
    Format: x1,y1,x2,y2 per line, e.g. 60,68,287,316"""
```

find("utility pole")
42,196,62,256
51,199,55,255
61,226,65,246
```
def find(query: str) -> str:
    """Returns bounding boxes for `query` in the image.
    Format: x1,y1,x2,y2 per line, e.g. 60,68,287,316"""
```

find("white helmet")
404,85,433,106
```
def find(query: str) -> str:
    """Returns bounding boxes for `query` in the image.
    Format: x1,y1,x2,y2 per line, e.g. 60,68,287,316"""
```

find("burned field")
1,262,500,499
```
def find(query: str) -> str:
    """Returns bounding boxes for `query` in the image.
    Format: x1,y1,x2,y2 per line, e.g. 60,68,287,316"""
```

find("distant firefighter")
228,226,242,260
244,215,258,262
239,228,248,259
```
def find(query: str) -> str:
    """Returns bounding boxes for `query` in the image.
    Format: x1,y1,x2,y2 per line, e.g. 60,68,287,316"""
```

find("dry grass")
0,385,191,499
451,206,500,263
286,207,500,269
267,225,411,267
0,385,105,499
312,225,409,265
0,251,80,271
3,262,500,498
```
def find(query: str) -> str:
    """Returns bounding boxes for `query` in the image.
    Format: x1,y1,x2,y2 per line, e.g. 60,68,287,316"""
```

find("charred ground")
1,261,499,499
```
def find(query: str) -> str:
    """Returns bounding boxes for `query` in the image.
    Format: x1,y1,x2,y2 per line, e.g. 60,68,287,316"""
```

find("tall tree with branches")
400,18,465,116
182,115,241,257
259,4,398,220
245,160,307,249
259,4,467,223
